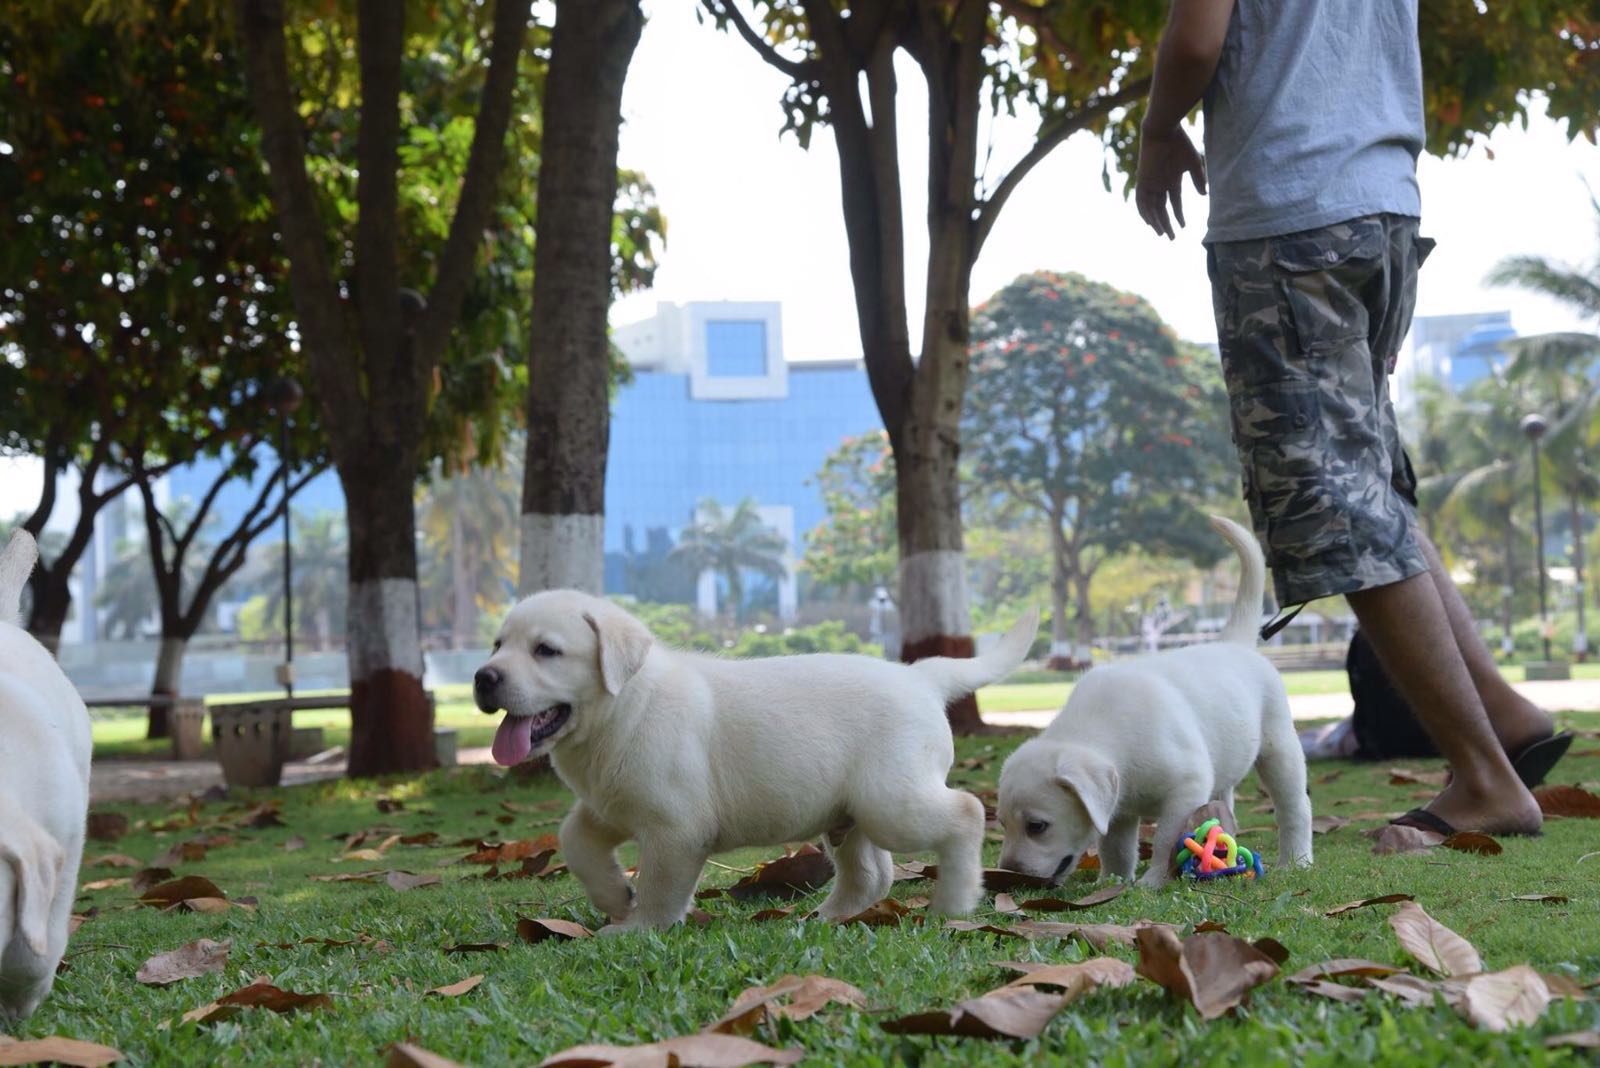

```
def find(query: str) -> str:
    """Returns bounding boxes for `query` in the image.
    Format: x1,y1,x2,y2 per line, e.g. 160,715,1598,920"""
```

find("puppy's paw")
1135,869,1170,890
589,882,635,923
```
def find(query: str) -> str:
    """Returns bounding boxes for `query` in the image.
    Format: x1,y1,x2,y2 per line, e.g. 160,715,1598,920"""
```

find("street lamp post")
267,378,303,699
1521,412,1554,665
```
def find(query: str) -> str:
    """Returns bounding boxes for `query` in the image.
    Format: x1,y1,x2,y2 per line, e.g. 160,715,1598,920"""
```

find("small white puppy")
996,516,1311,887
474,591,1038,929
0,531,91,1022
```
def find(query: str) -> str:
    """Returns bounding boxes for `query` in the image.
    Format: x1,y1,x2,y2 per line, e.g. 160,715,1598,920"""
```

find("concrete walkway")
90,677,1599,804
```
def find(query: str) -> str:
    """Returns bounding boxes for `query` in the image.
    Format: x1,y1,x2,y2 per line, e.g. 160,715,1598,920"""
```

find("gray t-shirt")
1202,0,1424,244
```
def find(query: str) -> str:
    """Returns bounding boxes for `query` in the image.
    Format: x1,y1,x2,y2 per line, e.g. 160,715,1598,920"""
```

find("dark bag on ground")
1347,630,1440,760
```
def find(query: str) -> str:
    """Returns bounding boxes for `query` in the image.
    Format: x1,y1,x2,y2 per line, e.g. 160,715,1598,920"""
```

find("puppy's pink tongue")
491,715,534,766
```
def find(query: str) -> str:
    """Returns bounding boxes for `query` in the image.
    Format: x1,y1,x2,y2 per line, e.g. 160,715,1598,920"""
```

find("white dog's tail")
1210,515,1267,646
910,607,1039,702
0,529,38,627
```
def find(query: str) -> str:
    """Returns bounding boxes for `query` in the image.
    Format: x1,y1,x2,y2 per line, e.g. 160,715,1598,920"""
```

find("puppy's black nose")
473,666,502,706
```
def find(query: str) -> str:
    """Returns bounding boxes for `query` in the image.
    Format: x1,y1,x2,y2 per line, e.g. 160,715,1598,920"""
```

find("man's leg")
1346,565,1542,835
1414,532,1555,752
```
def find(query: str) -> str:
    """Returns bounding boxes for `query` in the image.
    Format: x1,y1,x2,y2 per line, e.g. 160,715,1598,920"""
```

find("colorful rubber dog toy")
1174,818,1265,880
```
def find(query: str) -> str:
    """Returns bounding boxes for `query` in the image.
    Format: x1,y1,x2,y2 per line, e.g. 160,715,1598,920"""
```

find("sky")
612,2,1600,360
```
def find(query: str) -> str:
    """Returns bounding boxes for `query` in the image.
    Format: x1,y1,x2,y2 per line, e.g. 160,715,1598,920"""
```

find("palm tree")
417,458,521,648
1489,190,1600,655
671,498,788,623
254,512,349,652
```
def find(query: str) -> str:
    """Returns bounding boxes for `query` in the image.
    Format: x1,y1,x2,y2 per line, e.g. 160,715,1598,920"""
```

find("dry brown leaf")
725,845,834,902
138,875,226,908
1136,927,1280,1020
1542,973,1591,1000
307,870,387,883
444,942,504,955
89,854,143,870
1311,815,1349,835
709,974,868,1035
540,1034,802,1067
386,1044,468,1068
136,939,230,986
1252,938,1291,965
1324,893,1415,917
1009,920,1177,950
151,842,208,868
181,980,333,1025
130,867,176,893
426,975,484,998
891,860,932,882
1459,965,1550,1032
482,850,560,881
993,892,1021,915
386,871,442,892
1388,767,1449,786
515,916,593,943
1370,824,1444,855
1509,893,1569,904
81,878,129,892
68,912,94,935
234,803,285,829
174,897,250,915
995,957,1136,997
1441,832,1503,856
1546,1031,1600,1049
834,898,916,927
1288,959,1402,984
748,907,794,923
1295,979,1370,1004
944,920,1027,941
1075,852,1101,871
1367,973,1442,1007
459,835,562,866
1534,785,1600,818
881,988,1070,1039
1015,884,1127,913
1389,902,1483,977
85,813,130,842
0,1036,124,1067
376,797,406,813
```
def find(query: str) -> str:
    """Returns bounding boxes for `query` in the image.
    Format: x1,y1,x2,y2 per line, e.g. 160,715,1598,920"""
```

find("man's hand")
1135,124,1206,240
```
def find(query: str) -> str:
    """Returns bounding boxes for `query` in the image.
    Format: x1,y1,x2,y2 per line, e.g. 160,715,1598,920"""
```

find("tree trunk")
26,568,72,656
343,465,436,776
1047,509,1072,670
1572,492,1588,661
519,0,643,597
146,636,188,739
1073,569,1095,663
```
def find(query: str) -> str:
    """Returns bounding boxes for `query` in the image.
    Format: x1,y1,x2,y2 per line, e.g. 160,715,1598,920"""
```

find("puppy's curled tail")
910,607,1039,702
1210,514,1267,646
0,529,38,628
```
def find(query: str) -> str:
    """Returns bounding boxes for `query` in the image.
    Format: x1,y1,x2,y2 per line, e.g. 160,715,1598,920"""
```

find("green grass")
35,714,1600,1065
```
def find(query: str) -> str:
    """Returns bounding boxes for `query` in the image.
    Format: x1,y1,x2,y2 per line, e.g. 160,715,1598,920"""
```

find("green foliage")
416,453,521,645
233,510,349,649
800,430,897,597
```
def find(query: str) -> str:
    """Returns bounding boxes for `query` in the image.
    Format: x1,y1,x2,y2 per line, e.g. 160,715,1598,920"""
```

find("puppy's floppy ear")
583,606,652,696
0,814,65,956
1055,749,1120,837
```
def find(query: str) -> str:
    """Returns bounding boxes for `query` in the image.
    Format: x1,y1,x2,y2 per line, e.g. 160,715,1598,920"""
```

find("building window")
705,320,767,377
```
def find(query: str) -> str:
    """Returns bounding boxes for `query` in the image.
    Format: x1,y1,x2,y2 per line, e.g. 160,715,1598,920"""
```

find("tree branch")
413,0,531,377
973,77,1151,257
699,0,818,81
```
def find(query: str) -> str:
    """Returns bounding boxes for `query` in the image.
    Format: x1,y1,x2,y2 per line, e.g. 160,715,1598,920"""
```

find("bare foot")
1417,777,1543,837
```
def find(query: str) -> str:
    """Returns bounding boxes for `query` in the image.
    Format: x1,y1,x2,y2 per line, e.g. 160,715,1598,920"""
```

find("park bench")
82,694,207,761
1260,642,1347,672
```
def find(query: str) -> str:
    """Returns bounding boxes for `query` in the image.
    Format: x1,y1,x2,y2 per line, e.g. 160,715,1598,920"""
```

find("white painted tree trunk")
518,513,605,596
347,578,425,682
897,550,971,647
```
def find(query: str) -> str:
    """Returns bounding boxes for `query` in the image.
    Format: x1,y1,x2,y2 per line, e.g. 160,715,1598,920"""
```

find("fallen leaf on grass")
710,974,867,1034
515,917,592,943
85,813,130,842
181,979,333,1025
444,942,505,955
426,975,484,998
1295,979,1370,1003
386,1044,468,1068
81,878,129,892
1388,767,1449,786
376,797,406,813
541,1035,801,1067
1311,815,1349,835
1325,893,1414,917
1534,785,1600,818
749,907,795,922
284,836,307,853
482,850,560,881
1194,920,1228,934
891,861,932,882
151,842,208,868
726,845,834,902
68,912,95,935
136,939,230,986
1546,1031,1600,1049
1441,832,1503,856
1459,965,1550,1032
386,871,441,892
1289,959,1403,984
944,921,1027,941
256,934,394,953
1014,920,1179,950
89,854,143,870
995,957,1136,996
138,875,227,909
1135,927,1281,1020
993,893,1020,915
1542,973,1591,1000
1389,902,1483,977
459,835,561,866
307,870,388,883
1508,893,1568,904
1369,824,1444,855
0,1036,124,1067
130,868,176,893
234,803,285,829
1252,938,1291,965
834,898,917,927
1366,973,1442,1007
1014,884,1127,913
881,989,1072,1039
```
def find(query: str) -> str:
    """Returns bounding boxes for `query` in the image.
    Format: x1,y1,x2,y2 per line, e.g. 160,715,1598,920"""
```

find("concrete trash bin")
291,726,326,758
170,698,208,761
212,704,292,788
434,727,459,767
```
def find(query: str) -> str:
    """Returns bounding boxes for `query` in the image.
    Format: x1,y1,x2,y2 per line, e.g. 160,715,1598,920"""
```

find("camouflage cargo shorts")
1207,213,1435,608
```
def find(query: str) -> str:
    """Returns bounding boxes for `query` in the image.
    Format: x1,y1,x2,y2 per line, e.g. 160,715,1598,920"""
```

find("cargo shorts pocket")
1270,220,1387,356
1230,377,1353,567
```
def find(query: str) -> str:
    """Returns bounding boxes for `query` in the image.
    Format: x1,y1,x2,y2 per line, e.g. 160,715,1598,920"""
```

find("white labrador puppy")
0,531,91,1022
996,516,1311,887
474,591,1038,929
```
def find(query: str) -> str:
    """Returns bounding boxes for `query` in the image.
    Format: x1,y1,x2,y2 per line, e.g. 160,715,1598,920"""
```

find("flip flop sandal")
1509,730,1574,789
1388,808,1543,839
